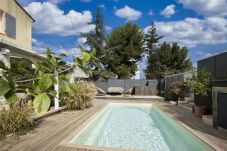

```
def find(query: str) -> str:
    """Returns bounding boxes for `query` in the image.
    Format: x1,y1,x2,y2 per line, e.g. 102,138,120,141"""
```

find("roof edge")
14,0,35,22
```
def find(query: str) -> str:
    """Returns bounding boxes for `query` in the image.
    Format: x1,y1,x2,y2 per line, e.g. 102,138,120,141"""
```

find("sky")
17,0,227,78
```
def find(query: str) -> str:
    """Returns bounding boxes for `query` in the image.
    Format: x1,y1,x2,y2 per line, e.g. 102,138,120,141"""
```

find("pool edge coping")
164,112,222,151
59,102,221,151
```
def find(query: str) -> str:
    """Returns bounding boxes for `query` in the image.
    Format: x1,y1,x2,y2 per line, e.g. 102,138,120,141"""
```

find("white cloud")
48,0,68,4
196,51,214,58
178,0,227,17
161,4,175,18
32,38,45,52
32,37,82,58
145,17,227,47
25,2,95,36
32,38,38,43
58,48,81,56
148,9,154,16
76,37,87,46
105,25,112,31
18,0,68,6
115,5,142,21
195,50,227,60
32,37,59,53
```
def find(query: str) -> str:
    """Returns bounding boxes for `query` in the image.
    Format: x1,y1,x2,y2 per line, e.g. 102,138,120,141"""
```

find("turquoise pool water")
71,103,214,151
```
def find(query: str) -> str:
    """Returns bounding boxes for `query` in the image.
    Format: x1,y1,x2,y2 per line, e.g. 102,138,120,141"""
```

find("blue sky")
18,0,227,76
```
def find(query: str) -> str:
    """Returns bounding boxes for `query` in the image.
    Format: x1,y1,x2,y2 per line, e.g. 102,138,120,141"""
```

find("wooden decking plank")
9,111,85,151
26,108,103,151
6,102,104,151
40,106,104,151
1,99,227,151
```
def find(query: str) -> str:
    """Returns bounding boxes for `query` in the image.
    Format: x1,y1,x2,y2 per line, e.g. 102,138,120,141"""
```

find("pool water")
71,103,214,151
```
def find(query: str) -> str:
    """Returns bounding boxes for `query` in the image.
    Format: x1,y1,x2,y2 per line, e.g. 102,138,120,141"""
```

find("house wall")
197,52,227,114
198,52,227,84
0,0,33,50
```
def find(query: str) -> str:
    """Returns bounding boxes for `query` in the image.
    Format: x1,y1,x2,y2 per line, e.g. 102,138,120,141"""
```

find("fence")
94,79,161,95
164,72,192,90
94,72,192,95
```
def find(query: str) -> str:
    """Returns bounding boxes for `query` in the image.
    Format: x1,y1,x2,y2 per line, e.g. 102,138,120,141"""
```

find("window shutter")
5,13,16,38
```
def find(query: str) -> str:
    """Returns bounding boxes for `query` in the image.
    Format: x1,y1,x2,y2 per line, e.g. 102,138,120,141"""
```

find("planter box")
195,105,206,117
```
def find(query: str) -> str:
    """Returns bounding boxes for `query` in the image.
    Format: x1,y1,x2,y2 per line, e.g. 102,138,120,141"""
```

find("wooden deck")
0,99,227,151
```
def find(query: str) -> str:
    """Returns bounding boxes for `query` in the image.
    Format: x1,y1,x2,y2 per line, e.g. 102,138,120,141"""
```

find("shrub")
184,70,211,96
165,82,185,102
0,105,33,135
79,81,97,107
63,81,97,110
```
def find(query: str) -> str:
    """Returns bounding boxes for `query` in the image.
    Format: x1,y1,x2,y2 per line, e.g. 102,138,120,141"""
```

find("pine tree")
170,43,192,73
84,7,105,56
144,23,163,79
145,24,192,79
105,23,144,79
82,6,109,81
144,23,163,53
146,41,193,79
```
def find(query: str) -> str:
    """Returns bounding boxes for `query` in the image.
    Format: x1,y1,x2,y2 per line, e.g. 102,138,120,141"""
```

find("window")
0,9,4,34
5,13,16,38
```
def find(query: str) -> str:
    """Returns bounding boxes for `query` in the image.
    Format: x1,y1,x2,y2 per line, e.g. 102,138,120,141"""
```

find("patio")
0,99,227,151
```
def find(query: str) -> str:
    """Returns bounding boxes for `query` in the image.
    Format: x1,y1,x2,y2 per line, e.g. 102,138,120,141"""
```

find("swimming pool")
70,103,214,151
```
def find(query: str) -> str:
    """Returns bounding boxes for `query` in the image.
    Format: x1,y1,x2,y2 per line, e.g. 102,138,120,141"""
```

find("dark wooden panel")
217,93,227,129
215,53,227,78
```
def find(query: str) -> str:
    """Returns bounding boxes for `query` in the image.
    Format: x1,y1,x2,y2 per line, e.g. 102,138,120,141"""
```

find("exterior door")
217,93,227,129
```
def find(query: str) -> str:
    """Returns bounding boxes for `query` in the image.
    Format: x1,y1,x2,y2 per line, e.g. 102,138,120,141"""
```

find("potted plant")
185,70,211,117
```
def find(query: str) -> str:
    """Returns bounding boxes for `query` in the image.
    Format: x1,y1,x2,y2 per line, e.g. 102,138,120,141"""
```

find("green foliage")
38,74,54,91
144,23,163,53
146,42,192,79
0,47,94,115
0,105,33,135
105,22,144,79
33,93,51,115
0,47,94,138
75,47,91,66
165,82,185,102
0,78,11,96
185,69,211,96
63,82,97,110
145,24,192,79
75,47,96,77
81,7,109,81
0,60,31,104
83,7,106,55
26,71,56,115
25,48,93,115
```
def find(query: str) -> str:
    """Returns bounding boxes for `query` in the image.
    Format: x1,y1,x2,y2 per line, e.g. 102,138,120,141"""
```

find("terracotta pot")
195,105,206,117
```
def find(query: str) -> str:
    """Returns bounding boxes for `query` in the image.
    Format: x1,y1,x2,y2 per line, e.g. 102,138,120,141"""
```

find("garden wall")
94,79,162,95
164,72,192,90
